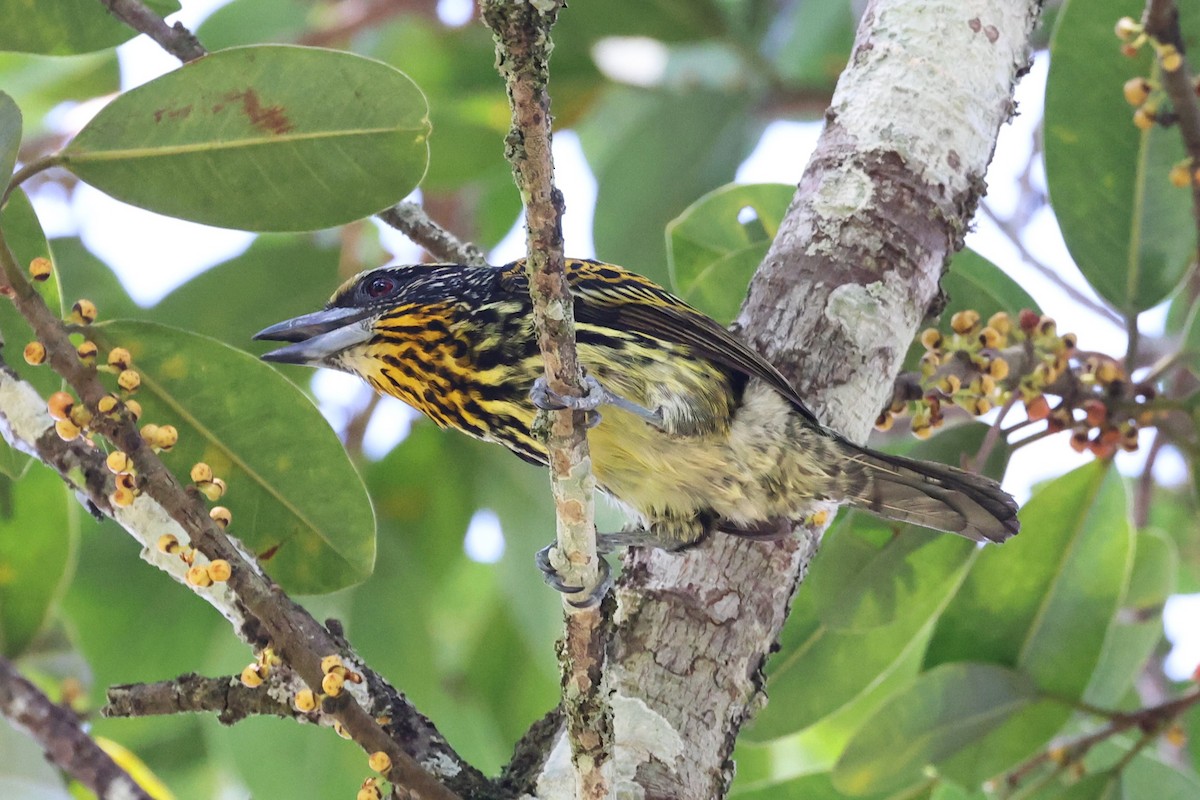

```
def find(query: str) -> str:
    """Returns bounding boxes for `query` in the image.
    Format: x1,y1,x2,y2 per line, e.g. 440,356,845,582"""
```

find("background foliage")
0,0,1198,798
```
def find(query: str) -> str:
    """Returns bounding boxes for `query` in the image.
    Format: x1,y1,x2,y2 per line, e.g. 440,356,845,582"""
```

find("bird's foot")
535,543,612,608
530,375,665,430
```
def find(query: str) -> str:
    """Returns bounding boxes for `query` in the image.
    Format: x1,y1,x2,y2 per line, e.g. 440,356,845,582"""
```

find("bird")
255,258,1019,596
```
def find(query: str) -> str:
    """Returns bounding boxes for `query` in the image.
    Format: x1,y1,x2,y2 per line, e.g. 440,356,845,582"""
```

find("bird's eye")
366,276,395,299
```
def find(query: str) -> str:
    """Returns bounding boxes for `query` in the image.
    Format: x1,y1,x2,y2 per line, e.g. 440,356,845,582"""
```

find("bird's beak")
253,306,375,366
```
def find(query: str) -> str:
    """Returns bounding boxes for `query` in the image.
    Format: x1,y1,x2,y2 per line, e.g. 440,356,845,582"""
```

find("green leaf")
50,237,140,322
1044,0,1194,312
0,0,180,55
0,467,75,657
0,90,19,183
61,46,431,231
927,462,1134,701
832,663,1039,795
90,321,375,593
770,0,857,91
195,0,314,49
667,183,794,324
747,517,974,741
151,233,341,347
579,86,762,285
1084,528,1176,708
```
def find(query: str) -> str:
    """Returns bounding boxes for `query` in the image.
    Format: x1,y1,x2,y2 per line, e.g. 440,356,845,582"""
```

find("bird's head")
253,263,483,375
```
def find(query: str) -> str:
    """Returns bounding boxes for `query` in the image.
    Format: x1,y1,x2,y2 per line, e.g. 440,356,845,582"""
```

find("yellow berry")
333,721,351,739
139,424,160,445
70,299,97,325
358,778,383,800
240,664,263,688
190,462,213,483
156,534,180,554
987,312,1011,336
109,486,135,507
1134,107,1155,130
978,326,1004,348
28,257,52,282
1124,76,1151,106
117,369,140,393
209,506,232,528
115,472,137,493
69,404,93,429
1170,162,1192,187
294,689,317,712
105,450,130,474
1161,47,1182,73
919,328,943,350
321,654,344,675
125,399,143,420
875,411,895,432
23,341,46,365
107,347,132,371
54,418,81,441
1095,361,1122,384
210,477,227,497
97,394,119,414
208,559,232,582
321,671,344,696
156,425,178,451
979,374,997,395
368,751,392,774
972,397,993,415
912,424,933,440
186,565,213,587
47,391,74,421
950,309,981,335
76,340,97,362
198,481,223,502
988,357,1010,380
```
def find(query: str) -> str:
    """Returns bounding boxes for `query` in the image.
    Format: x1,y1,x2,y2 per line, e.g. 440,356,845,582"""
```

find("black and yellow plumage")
255,258,1019,550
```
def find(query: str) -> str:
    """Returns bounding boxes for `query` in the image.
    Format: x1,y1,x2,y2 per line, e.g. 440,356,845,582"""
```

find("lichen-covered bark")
530,1,1042,797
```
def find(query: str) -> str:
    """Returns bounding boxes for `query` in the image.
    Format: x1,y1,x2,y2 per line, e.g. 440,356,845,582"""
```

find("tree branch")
0,654,154,800
98,0,206,62
0,231,472,800
104,673,301,724
525,1,1042,795
482,1,611,798
378,202,489,266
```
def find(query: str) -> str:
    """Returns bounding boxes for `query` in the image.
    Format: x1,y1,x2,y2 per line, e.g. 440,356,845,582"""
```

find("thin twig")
482,2,611,799
971,391,1018,472
104,673,298,724
978,202,1125,326
1002,689,1200,792
0,655,154,800
98,0,206,62
378,202,488,266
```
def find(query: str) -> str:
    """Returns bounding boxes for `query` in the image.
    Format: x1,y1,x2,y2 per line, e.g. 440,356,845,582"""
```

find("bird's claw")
530,375,665,431
530,376,605,428
534,543,612,608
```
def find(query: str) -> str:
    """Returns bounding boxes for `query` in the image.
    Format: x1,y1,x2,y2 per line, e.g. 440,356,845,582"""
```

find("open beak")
253,306,375,366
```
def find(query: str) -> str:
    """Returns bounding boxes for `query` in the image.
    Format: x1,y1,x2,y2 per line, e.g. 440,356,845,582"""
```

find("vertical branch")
482,2,611,799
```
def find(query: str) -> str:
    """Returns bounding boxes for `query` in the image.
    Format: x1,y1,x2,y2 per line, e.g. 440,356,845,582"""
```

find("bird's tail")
832,436,1020,543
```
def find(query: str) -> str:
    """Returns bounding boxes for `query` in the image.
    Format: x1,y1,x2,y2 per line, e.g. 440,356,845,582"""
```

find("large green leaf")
667,183,794,324
770,1,857,91
927,462,1133,701
61,46,430,231
747,518,974,741
1084,528,1176,708
90,321,375,592
0,90,18,183
50,237,139,321
579,86,762,284
832,663,1041,795
0,0,180,55
1044,0,1195,312
0,467,75,657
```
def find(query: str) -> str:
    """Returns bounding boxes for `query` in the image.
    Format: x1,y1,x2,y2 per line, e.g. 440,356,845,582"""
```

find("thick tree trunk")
529,1,1042,797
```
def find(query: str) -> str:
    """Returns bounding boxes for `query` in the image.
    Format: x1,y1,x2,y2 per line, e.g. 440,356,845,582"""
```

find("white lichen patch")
830,0,1032,193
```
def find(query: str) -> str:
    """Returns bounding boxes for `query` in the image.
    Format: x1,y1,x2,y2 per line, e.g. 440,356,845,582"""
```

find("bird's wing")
502,259,823,427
